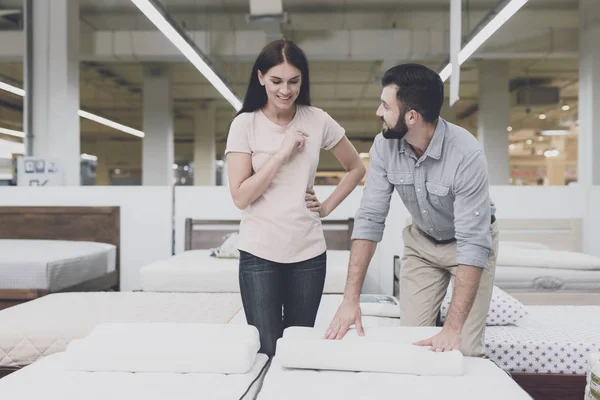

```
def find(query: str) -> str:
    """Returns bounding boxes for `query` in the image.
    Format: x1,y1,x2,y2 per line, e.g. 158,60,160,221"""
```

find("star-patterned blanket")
484,306,600,374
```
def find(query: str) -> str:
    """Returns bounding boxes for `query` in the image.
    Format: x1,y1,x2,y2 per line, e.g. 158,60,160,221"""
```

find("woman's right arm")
227,129,309,210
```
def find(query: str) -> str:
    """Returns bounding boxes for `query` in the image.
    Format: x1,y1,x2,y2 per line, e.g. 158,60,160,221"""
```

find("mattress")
257,356,532,400
0,291,243,368
0,352,269,400
494,265,600,292
0,239,116,291
140,249,350,293
228,294,402,328
485,305,600,375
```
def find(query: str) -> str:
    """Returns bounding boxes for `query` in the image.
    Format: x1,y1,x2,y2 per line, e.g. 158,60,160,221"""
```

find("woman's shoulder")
229,110,259,131
297,105,332,121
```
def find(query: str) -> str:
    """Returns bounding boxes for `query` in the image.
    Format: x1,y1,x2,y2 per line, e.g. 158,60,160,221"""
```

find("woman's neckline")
259,105,300,130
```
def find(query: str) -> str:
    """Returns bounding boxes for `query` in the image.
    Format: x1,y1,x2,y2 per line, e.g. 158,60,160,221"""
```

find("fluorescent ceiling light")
0,126,25,138
131,0,242,111
439,0,529,82
0,81,144,138
80,153,98,161
78,110,144,138
541,130,569,136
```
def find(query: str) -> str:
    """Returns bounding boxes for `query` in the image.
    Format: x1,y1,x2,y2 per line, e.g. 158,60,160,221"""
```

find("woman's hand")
305,188,329,217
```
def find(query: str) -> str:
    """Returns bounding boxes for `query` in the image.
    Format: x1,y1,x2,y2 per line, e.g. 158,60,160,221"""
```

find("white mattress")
140,249,349,293
257,356,531,400
0,239,116,290
485,306,600,374
494,265,600,292
0,291,243,368
0,352,269,400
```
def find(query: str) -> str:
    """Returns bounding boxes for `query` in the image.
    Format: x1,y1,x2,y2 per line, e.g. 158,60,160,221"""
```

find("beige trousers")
398,221,499,357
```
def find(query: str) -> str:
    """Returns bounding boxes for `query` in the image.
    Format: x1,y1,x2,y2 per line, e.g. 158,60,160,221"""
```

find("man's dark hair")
381,64,444,124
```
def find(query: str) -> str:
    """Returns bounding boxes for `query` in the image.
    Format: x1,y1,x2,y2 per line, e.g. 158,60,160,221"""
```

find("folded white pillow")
210,232,240,259
63,322,260,374
441,284,526,326
275,326,464,376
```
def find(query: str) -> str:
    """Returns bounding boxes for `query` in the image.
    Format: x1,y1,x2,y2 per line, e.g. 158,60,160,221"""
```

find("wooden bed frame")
184,218,354,251
0,206,121,310
394,217,590,400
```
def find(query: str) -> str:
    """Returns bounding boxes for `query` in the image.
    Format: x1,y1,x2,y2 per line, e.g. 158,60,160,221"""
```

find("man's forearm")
444,265,483,332
343,239,377,302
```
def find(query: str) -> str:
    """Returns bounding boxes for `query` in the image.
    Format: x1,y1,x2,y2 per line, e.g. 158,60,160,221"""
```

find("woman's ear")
257,70,265,86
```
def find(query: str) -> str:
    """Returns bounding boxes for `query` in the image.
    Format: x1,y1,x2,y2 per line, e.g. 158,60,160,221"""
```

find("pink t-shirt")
225,105,345,263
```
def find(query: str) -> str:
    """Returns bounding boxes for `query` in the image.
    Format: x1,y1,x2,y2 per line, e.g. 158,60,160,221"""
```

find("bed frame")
184,218,354,251
394,217,590,400
0,206,121,310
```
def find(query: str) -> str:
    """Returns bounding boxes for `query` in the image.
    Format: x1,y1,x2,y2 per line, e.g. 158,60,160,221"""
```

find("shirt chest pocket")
425,181,453,209
388,172,417,203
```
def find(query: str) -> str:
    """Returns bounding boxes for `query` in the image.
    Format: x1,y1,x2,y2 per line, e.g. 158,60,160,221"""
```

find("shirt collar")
398,118,446,160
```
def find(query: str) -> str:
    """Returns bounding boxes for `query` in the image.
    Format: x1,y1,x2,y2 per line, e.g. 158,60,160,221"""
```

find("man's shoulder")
443,120,483,157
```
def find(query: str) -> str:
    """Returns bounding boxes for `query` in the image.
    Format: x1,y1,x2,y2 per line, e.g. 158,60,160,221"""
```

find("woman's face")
258,62,302,111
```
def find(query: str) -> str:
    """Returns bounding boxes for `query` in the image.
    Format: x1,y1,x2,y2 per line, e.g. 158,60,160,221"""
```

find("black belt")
418,215,496,245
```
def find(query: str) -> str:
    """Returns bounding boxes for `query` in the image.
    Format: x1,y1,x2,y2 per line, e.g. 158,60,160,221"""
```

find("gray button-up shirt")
352,118,496,269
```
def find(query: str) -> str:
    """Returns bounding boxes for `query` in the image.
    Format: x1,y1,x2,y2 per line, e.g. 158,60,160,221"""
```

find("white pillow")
210,232,240,259
496,246,600,270
440,284,526,326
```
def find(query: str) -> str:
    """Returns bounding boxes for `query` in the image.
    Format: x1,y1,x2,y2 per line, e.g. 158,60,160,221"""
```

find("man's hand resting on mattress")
413,327,461,352
323,300,365,339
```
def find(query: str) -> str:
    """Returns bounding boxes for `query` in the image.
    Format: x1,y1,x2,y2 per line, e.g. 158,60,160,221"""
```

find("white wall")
0,187,173,291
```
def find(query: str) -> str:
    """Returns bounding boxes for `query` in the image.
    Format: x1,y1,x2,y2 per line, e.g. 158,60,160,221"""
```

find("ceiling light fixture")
0,126,25,138
130,0,242,111
439,0,529,82
0,81,145,138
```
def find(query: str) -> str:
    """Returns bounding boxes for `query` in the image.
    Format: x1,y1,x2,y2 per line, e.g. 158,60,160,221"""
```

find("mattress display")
0,291,242,368
494,265,600,292
485,306,600,374
0,352,269,400
257,356,532,400
0,239,116,291
140,249,350,293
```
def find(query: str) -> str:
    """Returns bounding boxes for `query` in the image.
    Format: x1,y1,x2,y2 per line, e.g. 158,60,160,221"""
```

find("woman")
225,39,365,356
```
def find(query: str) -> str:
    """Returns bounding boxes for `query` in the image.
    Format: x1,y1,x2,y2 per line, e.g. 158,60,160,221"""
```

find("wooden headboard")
496,218,582,252
185,218,354,251
0,206,121,270
403,217,582,252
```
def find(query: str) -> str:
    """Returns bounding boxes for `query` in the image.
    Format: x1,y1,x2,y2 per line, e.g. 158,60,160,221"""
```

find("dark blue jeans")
238,250,326,356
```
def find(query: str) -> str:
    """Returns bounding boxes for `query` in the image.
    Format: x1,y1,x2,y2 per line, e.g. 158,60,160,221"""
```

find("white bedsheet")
0,239,116,290
258,356,531,400
0,352,269,400
140,249,350,293
0,292,243,368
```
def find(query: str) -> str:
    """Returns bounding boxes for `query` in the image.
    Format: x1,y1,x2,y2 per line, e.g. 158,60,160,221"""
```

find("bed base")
0,367,18,379
512,372,586,400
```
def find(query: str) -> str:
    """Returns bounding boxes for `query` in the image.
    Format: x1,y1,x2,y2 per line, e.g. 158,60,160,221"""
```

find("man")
324,64,498,357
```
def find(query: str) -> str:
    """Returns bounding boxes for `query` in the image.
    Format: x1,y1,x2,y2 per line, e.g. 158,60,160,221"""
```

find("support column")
24,0,80,185
142,65,173,186
477,61,510,185
578,0,600,186
94,140,111,186
545,136,567,186
193,104,216,186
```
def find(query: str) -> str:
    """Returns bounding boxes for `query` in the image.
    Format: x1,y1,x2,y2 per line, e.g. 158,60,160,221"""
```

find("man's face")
376,85,408,140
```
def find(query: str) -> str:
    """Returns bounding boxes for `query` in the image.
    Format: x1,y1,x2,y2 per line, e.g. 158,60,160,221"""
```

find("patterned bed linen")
485,306,600,374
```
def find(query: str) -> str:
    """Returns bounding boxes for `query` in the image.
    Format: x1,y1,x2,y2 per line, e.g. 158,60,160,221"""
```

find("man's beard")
381,116,408,140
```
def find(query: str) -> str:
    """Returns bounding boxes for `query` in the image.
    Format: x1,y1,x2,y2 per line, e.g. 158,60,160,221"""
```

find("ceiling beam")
0,26,580,63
